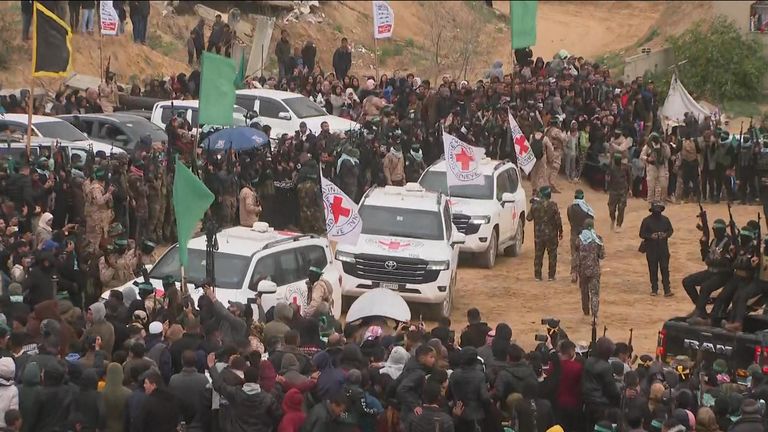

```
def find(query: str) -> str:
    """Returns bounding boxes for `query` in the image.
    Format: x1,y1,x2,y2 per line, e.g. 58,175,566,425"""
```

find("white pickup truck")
104,223,343,317
335,183,464,318
419,158,527,269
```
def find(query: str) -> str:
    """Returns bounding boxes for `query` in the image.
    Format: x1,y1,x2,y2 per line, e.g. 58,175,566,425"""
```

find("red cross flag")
321,176,362,245
508,110,536,175
442,130,486,187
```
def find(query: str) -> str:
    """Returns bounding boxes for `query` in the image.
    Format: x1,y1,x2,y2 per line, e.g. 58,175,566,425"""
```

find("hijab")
380,346,409,380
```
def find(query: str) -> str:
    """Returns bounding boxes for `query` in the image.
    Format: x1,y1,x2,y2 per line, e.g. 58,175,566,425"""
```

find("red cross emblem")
453,147,475,171
378,240,411,250
330,195,351,223
514,135,529,153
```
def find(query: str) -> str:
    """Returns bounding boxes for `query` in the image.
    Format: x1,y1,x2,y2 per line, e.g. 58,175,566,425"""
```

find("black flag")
32,2,72,77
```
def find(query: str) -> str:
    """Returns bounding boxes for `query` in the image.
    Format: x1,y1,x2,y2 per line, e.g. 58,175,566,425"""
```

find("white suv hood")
304,116,359,134
339,234,450,261
448,196,497,217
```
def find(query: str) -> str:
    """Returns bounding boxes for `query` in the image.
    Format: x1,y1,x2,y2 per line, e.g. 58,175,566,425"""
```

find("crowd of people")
5,10,768,428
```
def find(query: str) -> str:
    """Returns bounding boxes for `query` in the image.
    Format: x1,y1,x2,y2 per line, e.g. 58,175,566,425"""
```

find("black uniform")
730,240,768,325
711,236,758,326
639,210,674,295
682,234,733,318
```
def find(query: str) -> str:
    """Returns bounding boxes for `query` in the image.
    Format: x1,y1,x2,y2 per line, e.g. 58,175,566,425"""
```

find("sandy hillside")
442,176,760,356
0,1,707,90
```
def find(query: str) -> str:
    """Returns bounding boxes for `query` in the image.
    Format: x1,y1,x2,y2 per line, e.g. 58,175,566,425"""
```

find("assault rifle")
728,202,739,246
628,328,634,357
697,201,710,261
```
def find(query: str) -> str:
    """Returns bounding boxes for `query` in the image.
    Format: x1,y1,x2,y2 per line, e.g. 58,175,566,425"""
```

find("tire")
476,228,497,269
435,271,455,318
504,221,524,257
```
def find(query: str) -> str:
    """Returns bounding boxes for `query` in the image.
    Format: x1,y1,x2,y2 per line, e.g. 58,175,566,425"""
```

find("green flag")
234,53,247,90
173,158,214,268
199,51,236,126
510,0,537,49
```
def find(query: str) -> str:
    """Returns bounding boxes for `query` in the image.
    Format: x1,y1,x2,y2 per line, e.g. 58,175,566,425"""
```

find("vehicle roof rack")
262,233,319,251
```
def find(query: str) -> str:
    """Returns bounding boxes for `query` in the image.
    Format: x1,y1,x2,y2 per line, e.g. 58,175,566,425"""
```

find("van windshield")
419,171,493,199
359,205,444,241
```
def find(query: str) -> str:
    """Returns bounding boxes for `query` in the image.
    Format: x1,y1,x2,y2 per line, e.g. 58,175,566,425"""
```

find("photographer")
203,282,247,345
582,337,621,430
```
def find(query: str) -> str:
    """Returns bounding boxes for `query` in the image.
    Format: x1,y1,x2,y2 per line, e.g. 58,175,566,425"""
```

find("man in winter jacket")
169,350,208,424
396,344,436,426
332,38,352,81
275,30,292,82
729,398,765,432
83,302,115,359
208,354,282,432
301,391,348,432
447,347,490,430
492,344,538,402
136,371,181,432
459,308,491,348
582,337,621,429
204,285,247,344
407,382,455,432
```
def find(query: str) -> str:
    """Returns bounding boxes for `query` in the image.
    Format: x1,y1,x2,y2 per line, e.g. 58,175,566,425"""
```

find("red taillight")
755,346,762,364
656,329,666,360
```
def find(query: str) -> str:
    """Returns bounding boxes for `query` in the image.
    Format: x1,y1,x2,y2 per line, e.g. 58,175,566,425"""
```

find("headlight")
335,250,356,263
469,216,491,225
426,260,450,271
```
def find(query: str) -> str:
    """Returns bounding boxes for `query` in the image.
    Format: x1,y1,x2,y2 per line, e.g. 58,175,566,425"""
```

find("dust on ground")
443,177,759,355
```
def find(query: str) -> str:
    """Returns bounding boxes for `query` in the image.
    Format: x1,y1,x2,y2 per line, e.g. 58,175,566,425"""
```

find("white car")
102,223,343,317
0,113,124,156
335,183,464,318
419,159,527,269
150,100,248,130
235,89,359,138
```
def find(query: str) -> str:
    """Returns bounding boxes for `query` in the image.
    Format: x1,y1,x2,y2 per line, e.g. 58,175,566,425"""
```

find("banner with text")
100,1,119,36
372,1,394,39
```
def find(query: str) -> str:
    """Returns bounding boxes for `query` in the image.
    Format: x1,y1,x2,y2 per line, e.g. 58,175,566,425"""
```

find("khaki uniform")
99,255,121,290
545,126,566,190
304,278,334,318
530,133,554,193
641,142,671,202
115,250,138,285
238,187,262,227
86,181,113,251
98,82,119,113
382,151,406,186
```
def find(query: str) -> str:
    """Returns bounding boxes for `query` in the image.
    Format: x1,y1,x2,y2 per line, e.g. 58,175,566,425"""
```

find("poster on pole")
100,1,119,36
372,1,394,39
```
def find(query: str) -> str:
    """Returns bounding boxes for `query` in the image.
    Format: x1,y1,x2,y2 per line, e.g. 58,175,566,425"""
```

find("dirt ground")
445,176,762,356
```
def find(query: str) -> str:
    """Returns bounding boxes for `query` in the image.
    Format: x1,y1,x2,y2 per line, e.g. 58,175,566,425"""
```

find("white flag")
321,176,362,245
508,110,536,175
100,1,119,36
442,130,486,187
372,1,394,39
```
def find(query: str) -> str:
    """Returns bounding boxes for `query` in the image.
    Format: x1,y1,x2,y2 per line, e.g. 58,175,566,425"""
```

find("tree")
669,16,768,102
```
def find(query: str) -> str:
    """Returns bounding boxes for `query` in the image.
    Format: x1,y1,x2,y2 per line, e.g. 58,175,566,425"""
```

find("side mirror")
256,280,278,294
451,232,466,246
501,192,516,206
278,111,292,120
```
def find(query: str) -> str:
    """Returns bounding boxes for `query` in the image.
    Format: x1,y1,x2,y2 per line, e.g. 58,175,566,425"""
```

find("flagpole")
180,265,188,296
26,77,34,159
99,32,104,81
373,37,379,81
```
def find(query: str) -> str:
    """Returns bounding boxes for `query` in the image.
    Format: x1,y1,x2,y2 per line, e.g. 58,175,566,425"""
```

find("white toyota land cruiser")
103,223,343,317
334,183,464,317
419,158,527,269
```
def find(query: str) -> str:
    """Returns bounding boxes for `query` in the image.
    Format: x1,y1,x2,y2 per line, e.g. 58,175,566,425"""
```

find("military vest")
531,134,544,160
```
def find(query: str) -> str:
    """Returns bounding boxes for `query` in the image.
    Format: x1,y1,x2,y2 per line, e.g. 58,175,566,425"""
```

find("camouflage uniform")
217,171,238,228
148,169,166,242
606,159,631,229
526,195,563,280
128,170,149,242
99,253,121,290
574,232,605,318
296,160,324,234
304,277,334,318
238,186,261,227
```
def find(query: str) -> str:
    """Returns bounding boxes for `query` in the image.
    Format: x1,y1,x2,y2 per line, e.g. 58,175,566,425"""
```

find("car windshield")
34,121,88,142
122,118,167,142
283,96,327,119
149,246,251,289
419,170,494,199
359,205,444,241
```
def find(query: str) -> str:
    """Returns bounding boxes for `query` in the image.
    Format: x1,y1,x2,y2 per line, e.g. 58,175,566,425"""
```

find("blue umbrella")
201,127,269,152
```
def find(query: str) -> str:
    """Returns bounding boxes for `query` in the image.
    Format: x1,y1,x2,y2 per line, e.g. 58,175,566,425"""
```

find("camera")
534,334,548,343
541,318,560,328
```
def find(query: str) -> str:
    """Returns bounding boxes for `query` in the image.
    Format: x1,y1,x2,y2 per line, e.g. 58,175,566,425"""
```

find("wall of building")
711,1,753,33
622,47,674,82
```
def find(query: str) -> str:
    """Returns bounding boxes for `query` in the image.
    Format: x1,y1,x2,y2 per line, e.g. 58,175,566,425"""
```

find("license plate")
379,282,399,290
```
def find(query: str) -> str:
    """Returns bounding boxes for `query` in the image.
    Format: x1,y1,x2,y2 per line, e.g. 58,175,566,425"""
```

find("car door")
507,167,525,230
495,169,515,241
95,121,131,149
444,203,460,265
250,246,307,313
257,97,294,136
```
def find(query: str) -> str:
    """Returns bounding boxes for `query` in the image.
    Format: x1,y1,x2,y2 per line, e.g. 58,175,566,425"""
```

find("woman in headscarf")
18,362,40,428
278,388,306,432
299,318,325,358
311,351,345,402
102,363,131,432
34,212,53,249
0,358,17,428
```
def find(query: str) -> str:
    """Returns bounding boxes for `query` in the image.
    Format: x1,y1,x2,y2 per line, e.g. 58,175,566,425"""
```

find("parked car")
0,113,124,155
150,100,248,131
235,89,359,138
58,113,167,150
